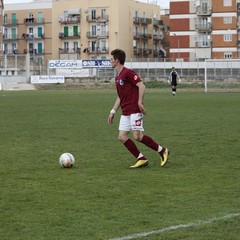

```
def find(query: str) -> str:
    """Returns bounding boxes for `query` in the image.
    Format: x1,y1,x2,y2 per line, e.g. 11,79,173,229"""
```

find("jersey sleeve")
127,69,141,85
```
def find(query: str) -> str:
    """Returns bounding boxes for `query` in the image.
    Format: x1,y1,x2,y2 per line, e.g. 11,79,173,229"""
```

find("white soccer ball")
59,153,75,168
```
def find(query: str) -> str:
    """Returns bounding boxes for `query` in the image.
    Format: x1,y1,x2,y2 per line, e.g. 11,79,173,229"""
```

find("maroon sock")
124,138,146,160
141,135,159,151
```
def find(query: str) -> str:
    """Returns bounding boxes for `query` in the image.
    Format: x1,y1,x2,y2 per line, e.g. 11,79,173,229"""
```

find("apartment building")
170,0,240,60
3,0,52,61
3,0,168,61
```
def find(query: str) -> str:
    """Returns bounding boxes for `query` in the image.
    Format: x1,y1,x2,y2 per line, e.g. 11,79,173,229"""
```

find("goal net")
204,59,240,92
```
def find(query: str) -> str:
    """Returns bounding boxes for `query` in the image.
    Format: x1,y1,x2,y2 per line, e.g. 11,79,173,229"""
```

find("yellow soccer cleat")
130,159,149,169
160,148,169,167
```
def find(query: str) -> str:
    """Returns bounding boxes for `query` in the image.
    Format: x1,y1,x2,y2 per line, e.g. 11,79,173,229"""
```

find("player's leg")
172,85,176,95
172,81,177,95
118,115,148,168
131,114,169,167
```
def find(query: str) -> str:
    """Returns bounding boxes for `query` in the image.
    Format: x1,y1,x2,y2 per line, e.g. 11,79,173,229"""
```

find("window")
101,40,107,51
64,42,69,50
38,43,43,54
73,26,78,36
101,24,106,36
73,42,78,51
101,8,106,18
224,0,232,7
38,12,43,23
224,17,232,24
28,27,33,37
11,28,17,39
91,9,96,20
12,13,16,24
37,27,43,37
224,52,232,59
4,14,7,24
224,34,232,41
63,26,68,37
92,25,97,36
28,12,33,18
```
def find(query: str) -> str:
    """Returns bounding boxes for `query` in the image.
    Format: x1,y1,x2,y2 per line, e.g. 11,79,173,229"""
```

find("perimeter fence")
0,56,240,86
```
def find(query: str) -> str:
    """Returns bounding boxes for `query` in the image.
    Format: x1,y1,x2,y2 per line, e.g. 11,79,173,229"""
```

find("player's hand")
107,113,114,125
138,102,146,115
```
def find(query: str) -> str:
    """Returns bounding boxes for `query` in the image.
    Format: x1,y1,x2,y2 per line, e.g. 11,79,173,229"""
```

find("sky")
4,0,170,8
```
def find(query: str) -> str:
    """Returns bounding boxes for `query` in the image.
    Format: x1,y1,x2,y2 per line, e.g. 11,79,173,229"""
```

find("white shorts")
119,113,144,132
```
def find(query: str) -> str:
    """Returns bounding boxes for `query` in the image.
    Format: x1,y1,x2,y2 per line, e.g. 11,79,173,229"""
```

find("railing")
58,16,80,24
195,23,212,32
3,34,18,40
59,32,80,39
3,19,18,25
24,18,44,24
86,31,109,38
86,15,108,22
59,48,81,54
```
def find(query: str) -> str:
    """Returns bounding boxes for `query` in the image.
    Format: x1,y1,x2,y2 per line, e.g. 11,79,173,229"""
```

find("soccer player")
107,49,169,168
168,67,181,96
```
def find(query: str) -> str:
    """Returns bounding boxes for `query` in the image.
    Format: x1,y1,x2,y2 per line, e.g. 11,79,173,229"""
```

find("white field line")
110,213,240,240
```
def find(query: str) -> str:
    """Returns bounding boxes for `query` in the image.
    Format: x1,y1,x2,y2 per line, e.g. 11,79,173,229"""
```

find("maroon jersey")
115,67,141,115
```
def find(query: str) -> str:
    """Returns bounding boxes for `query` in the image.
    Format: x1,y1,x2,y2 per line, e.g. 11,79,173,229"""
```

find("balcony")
134,47,152,56
195,40,211,48
3,49,18,55
86,15,108,23
153,19,164,28
153,34,164,42
86,31,109,39
24,49,44,55
195,23,212,32
59,32,80,39
141,17,152,25
24,18,44,25
85,47,109,54
3,19,18,26
134,32,152,39
59,48,81,54
133,17,141,24
196,6,211,16
153,49,166,58
3,34,18,41
133,32,141,39
141,33,152,40
58,16,80,24
22,33,45,40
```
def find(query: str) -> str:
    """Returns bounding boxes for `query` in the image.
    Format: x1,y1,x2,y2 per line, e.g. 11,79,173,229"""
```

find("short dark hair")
111,49,126,65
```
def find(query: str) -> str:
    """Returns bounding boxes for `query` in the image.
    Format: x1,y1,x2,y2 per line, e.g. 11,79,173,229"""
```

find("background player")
168,67,181,96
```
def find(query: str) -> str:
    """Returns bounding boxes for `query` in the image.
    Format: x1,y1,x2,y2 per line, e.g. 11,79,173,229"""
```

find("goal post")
204,59,240,93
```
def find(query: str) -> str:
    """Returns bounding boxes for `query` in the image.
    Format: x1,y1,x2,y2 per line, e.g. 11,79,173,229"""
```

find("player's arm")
177,72,181,82
107,97,120,125
168,72,172,83
136,82,146,115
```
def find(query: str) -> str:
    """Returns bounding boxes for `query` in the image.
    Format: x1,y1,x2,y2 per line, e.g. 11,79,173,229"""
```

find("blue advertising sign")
82,60,111,68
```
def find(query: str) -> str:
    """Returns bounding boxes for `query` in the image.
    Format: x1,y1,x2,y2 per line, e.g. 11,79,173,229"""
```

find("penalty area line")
110,213,240,240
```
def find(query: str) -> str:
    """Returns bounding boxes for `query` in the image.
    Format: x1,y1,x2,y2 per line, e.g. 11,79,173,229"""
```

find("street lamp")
173,33,180,60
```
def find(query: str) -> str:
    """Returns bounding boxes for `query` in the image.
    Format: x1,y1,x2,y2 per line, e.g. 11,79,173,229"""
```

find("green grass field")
0,89,239,240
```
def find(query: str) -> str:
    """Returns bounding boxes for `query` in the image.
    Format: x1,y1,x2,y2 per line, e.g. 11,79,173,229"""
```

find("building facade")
170,0,240,60
3,0,52,61
3,0,169,61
